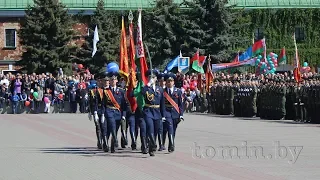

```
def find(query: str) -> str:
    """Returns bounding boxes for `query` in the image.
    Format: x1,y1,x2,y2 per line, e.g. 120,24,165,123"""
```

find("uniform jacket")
103,86,127,121
142,85,165,119
88,88,104,114
163,87,183,119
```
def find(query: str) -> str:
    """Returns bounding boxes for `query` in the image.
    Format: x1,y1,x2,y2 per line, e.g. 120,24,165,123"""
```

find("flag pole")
128,10,133,23
145,44,152,73
252,32,254,45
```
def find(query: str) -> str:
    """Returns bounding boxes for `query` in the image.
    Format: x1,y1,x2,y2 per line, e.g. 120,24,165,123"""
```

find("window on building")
254,28,264,41
5,29,16,48
295,27,305,41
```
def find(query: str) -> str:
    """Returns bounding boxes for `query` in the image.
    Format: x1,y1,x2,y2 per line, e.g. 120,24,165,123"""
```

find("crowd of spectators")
0,72,96,114
1,70,317,114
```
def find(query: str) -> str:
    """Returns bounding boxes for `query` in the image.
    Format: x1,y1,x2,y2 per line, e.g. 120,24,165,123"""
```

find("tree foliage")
183,0,249,63
18,0,76,74
18,0,320,73
144,0,185,68
242,9,320,67
74,0,120,76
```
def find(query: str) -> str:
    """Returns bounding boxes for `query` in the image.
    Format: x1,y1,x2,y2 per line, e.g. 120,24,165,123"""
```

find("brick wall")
0,17,89,71
0,17,23,62
72,23,88,46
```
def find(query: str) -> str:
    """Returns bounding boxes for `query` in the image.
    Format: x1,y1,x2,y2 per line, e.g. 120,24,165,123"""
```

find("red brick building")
0,16,88,74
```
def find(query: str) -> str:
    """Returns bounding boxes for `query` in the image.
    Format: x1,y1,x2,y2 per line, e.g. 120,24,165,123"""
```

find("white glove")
88,113,92,121
147,79,155,86
161,117,166,122
94,111,99,121
100,114,105,123
180,116,184,121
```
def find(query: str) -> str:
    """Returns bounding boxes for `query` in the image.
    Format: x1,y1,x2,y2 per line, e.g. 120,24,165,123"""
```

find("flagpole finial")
128,10,133,22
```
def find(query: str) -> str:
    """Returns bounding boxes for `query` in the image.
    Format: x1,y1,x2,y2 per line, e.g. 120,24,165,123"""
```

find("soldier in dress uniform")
103,72,127,153
157,72,166,151
142,69,165,156
133,72,148,154
125,76,138,150
162,73,184,152
88,84,102,149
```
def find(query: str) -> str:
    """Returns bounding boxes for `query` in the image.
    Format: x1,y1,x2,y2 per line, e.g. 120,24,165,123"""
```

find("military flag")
133,10,148,111
205,56,214,93
279,47,287,64
119,16,129,81
126,11,138,112
293,34,302,83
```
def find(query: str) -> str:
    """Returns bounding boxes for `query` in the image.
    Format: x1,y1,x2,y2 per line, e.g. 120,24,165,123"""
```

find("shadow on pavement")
37,147,149,158
199,112,320,127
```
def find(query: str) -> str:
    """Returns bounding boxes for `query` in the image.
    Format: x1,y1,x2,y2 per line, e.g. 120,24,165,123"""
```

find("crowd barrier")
0,102,81,114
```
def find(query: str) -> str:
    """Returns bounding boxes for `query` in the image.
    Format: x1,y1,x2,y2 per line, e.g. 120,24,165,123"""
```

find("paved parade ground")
0,113,319,180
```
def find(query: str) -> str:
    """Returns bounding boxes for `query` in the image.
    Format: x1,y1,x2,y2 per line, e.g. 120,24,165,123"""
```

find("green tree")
74,0,120,76
180,0,206,57
144,0,185,68
18,0,76,74
184,0,249,63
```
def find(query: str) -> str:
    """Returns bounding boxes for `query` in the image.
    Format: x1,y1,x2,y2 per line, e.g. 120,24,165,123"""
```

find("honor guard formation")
87,69,184,156
204,72,320,123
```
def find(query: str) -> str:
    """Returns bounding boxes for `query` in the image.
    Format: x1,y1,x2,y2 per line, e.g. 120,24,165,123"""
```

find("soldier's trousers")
126,114,136,144
145,117,161,141
163,117,174,138
99,113,108,137
139,117,147,138
294,103,306,121
94,114,104,144
157,120,163,144
173,118,181,139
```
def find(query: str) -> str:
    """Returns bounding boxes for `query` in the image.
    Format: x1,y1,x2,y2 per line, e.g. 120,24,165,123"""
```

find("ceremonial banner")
191,49,205,73
119,17,129,80
136,10,148,85
126,11,138,113
205,58,214,93
279,47,287,65
293,34,301,83
178,57,190,73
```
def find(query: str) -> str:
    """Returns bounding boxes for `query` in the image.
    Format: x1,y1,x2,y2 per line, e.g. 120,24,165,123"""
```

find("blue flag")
239,46,252,61
164,55,179,72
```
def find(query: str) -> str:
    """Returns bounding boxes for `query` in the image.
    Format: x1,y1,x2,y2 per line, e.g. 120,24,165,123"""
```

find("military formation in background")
87,70,184,157
206,72,320,123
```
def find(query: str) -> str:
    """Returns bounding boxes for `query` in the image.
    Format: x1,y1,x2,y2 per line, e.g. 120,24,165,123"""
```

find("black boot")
168,134,175,152
149,134,156,156
121,130,128,148
162,131,167,150
111,138,115,153
96,127,102,149
111,130,118,148
158,133,164,151
102,136,109,152
131,131,137,150
141,136,148,154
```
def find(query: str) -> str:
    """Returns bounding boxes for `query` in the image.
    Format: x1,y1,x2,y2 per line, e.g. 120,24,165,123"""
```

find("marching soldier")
157,72,165,151
133,72,148,154
103,73,127,153
163,73,184,152
125,77,138,150
88,82,108,152
142,69,165,156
